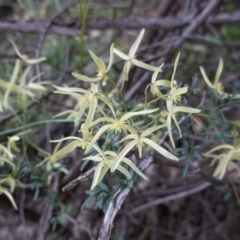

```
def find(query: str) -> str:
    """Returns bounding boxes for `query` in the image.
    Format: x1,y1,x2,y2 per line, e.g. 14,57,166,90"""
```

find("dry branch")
0,10,239,36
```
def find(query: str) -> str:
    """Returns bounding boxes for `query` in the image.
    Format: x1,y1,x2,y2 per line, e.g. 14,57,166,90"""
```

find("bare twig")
131,182,211,214
0,10,239,35
63,213,95,240
62,166,96,192
172,0,220,51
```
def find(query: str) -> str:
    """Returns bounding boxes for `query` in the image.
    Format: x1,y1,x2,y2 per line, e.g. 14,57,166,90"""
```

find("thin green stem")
0,119,73,136
79,0,88,73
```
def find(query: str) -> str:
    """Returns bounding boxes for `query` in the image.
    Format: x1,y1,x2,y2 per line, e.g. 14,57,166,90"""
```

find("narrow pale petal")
113,48,129,60
173,106,201,113
106,43,114,72
123,61,132,81
28,83,47,92
173,87,188,96
117,134,137,144
120,108,158,122
83,156,102,162
90,162,104,190
55,140,83,157
11,59,21,84
51,136,83,142
213,151,232,179
167,113,175,148
116,165,131,179
97,94,116,117
205,144,234,155
0,157,15,168
97,165,109,185
72,72,101,82
84,97,98,126
9,39,46,64
132,59,157,71
85,124,112,153
151,63,165,83
199,67,215,89
142,138,178,161
53,85,89,94
129,29,145,57
150,85,165,98
122,157,148,180
75,99,88,124
154,79,171,87
171,111,182,137
2,188,18,209
19,66,31,85
112,140,138,171
141,123,167,138
89,50,106,73
214,58,223,87
24,58,46,64
87,117,116,128
121,124,138,134
92,145,109,163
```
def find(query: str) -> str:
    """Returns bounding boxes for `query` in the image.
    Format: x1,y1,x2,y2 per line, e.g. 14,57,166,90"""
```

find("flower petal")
106,44,114,72
120,108,158,122
173,106,201,114
85,124,112,153
1,188,18,209
141,123,167,138
142,138,178,161
199,66,215,89
166,113,175,148
214,58,223,87
72,72,101,82
90,162,104,190
88,50,106,73
116,165,131,179
123,61,132,81
112,140,138,171
55,140,83,157
132,59,157,71
113,48,128,60
205,144,234,155
129,29,145,57
122,157,147,180
85,96,98,126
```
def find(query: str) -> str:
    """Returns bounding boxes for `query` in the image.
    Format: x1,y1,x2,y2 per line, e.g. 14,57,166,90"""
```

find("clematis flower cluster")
147,53,201,148
200,58,240,99
0,40,49,112
52,29,202,190
0,135,23,209
203,143,240,179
